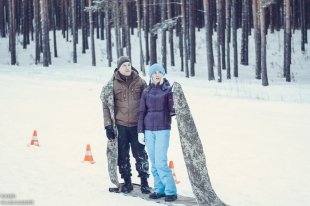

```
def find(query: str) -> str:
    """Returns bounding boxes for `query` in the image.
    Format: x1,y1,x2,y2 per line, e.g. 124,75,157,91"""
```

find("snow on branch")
261,0,276,8
151,16,181,35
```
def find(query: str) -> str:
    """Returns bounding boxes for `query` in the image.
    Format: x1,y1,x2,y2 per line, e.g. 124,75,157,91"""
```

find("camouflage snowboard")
109,183,197,206
100,78,120,188
172,82,227,206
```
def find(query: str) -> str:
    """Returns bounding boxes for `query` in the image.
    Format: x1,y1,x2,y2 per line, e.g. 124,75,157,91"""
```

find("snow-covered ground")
0,29,310,206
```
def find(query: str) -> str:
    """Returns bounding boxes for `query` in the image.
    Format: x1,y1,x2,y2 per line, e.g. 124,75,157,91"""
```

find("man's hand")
105,125,115,140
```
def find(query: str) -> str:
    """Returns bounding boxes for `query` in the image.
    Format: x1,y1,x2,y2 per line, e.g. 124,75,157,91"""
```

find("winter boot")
149,192,165,199
165,194,177,202
140,178,151,194
121,177,133,193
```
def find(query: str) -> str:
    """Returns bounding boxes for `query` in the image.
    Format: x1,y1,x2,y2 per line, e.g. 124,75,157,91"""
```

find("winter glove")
138,133,145,145
168,90,176,116
105,125,115,140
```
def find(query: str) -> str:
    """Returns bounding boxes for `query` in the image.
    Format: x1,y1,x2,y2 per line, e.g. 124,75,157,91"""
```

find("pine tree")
241,0,249,65
216,0,222,82
231,0,238,77
33,0,40,64
149,0,157,65
41,0,50,66
123,0,131,59
284,0,291,81
143,0,149,64
161,0,167,70
225,0,231,79
89,0,96,66
0,0,5,37
167,0,175,66
260,2,268,86
8,0,17,65
253,0,261,79
181,0,189,77
72,0,77,63
136,0,145,76
203,0,214,80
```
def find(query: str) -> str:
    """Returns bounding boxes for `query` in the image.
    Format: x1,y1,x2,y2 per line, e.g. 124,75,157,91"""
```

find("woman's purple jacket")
137,79,174,133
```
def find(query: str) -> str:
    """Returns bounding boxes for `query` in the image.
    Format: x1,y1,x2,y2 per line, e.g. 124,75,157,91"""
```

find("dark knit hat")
117,56,131,69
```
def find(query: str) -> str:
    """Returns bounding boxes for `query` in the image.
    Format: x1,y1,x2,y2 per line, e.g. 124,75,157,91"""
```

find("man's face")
118,62,132,76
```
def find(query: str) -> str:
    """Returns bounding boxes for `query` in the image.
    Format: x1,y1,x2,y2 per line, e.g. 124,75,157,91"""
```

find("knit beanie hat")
148,63,165,78
117,56,131,69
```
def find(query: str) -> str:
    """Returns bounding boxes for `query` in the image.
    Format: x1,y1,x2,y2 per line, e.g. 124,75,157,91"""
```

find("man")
101,56,150,194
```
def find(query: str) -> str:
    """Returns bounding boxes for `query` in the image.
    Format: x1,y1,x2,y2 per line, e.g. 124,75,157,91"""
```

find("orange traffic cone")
169,160,180,184
28,130,40,146
82,144,95,164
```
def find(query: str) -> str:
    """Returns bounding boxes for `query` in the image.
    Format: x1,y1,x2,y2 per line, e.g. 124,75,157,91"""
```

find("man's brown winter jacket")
102,68,147,127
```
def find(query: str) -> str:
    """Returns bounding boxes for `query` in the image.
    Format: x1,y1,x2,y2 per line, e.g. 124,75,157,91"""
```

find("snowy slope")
0,30,310,206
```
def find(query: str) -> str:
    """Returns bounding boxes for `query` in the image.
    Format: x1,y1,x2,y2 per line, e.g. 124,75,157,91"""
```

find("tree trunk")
143,0,149,64
167,0,175,66
253,0,261,79
81,0,87,53
149,0,157,65
225,0,231,79
0,0,5,37
241,0,249,65
33,0,40,64
189,0,195,76
260,4,268,86
40,0,49,66
300,0,306,52
105,5,112,66
61,0,66,39
51,0,58,57
181,0,189,77
220,0,226,71
114,1,121,57
123,0,131,59
89,0,96,66
203,0,214,80
232,0,238,77
216,0,222,82
72,0,77,63
22,0,29,49
9,0,16,65
284,0,291,81
161,0,167,71
136,0,145,76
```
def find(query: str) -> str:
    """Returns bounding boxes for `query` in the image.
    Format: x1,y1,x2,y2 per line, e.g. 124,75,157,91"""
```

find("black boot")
121,177,133,193
140,178,151,194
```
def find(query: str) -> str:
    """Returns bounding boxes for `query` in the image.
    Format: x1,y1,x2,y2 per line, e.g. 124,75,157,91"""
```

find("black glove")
105,125,115,140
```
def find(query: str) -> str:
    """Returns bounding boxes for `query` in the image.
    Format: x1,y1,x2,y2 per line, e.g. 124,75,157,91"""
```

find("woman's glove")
138,133,145,145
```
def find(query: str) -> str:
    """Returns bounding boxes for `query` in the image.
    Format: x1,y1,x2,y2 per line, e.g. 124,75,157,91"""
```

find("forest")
0,0,309,86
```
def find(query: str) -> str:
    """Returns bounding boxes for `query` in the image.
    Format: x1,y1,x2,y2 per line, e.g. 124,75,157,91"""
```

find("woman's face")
151,71,163,84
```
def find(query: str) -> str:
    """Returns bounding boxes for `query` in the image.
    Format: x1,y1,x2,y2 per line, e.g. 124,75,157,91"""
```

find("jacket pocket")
114,89,125,102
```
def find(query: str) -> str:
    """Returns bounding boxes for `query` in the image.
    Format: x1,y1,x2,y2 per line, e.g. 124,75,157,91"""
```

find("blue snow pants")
144,130,177,195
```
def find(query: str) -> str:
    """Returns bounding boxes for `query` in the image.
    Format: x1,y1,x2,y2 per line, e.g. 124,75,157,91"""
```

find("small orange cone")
82,144,95,164
28,130,40,146
169,160,180,184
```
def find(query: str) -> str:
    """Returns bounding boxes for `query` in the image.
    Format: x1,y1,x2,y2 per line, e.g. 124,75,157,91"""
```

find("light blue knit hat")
148,63,165,78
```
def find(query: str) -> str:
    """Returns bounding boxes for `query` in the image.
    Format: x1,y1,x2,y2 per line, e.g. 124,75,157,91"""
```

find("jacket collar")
148,78,170,91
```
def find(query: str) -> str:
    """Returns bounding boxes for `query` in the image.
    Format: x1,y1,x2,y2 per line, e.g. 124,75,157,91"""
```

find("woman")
137,63,177,202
